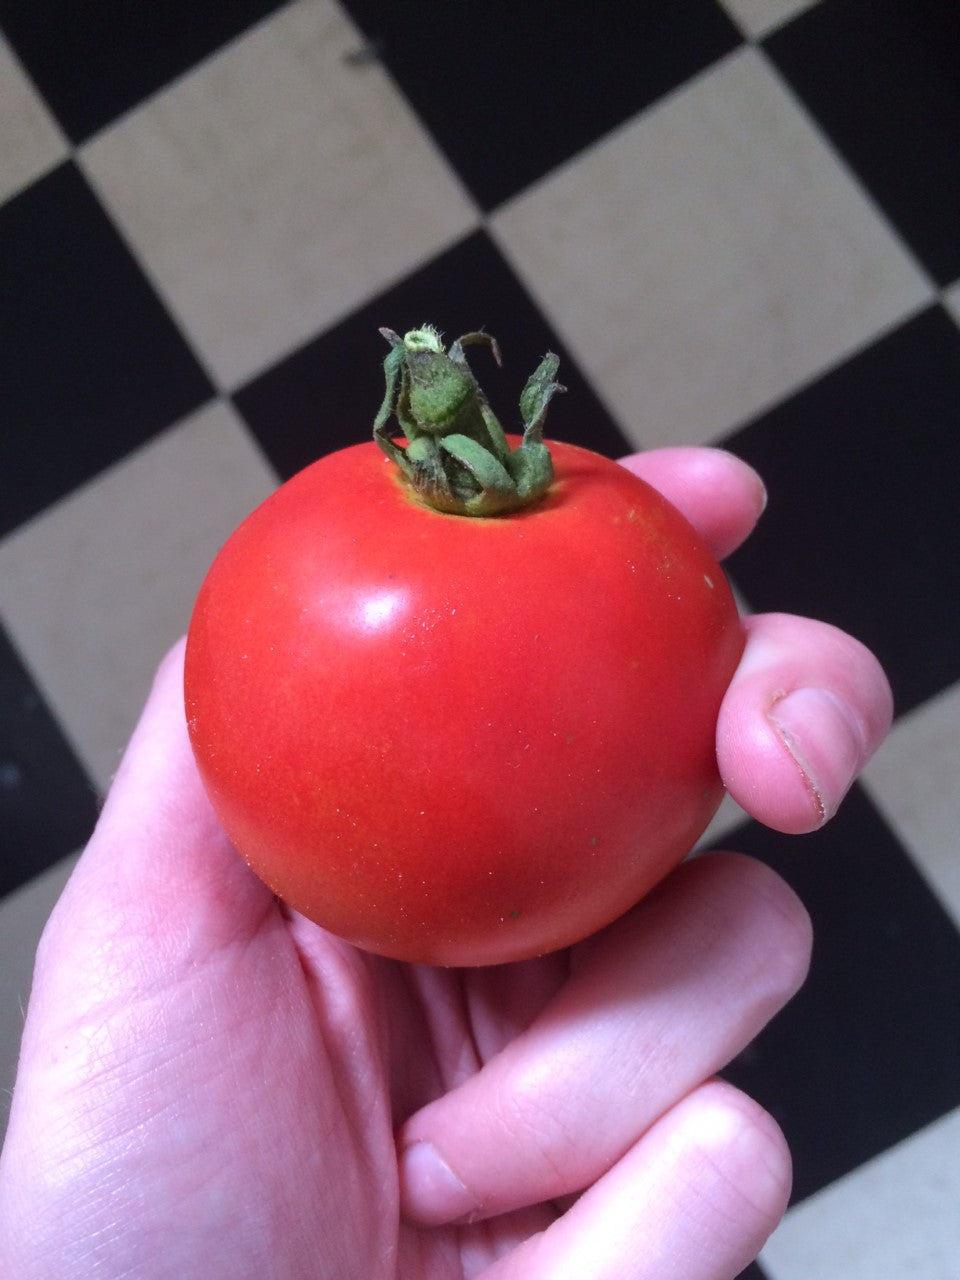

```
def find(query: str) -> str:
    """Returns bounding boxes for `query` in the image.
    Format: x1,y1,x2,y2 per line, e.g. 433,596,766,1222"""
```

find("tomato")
184,330,744,966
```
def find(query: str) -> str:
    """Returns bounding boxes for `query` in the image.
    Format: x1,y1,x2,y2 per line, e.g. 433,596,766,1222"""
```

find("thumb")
22,641,271,1052
82,637,268,919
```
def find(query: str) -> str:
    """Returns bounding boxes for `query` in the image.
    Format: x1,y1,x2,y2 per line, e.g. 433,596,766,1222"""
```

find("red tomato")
184,439,743,966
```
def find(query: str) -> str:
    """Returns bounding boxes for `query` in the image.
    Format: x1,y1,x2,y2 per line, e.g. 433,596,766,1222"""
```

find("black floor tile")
0,623,99,895
0,162,214,537
722,785,960,1204
0,0,290,144
340,0,742,210
723,305,960,718
234,229,630,481
765,0,960,286
735,1263,770,1280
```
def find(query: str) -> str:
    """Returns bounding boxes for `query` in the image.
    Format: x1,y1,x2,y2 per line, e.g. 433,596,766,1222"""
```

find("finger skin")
718,612,894,833
397,852,810,1225
618,447,767,559
26,638,274,1001
622,452,893,834
82,636,269,919
479,1080,791,1280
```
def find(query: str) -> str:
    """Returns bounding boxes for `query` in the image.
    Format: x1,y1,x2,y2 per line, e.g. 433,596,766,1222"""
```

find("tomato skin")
184,439,744,966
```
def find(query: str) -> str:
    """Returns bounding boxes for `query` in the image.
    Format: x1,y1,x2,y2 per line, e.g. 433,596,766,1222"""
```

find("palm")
184,889,569,1279
9,767,569,1278
266,922,569,1278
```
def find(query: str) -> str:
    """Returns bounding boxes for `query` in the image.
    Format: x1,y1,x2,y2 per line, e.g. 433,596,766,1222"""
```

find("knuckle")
492,1061,580,1187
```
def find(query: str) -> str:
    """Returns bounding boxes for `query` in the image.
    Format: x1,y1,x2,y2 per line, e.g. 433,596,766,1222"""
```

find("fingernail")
399,1141,479,1225
767,687,866,828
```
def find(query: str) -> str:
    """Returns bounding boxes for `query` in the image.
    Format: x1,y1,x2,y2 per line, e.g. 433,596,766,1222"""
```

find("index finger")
618,446,767,560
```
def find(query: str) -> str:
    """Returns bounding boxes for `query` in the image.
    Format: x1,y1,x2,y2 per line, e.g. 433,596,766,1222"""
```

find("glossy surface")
184,440,744,965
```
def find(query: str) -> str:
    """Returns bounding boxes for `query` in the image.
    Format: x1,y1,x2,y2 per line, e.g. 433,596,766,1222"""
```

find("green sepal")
519,352,565,438
373,327,559,517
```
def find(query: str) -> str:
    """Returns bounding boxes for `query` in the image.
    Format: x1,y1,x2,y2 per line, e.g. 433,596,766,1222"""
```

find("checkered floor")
2,2,959,1275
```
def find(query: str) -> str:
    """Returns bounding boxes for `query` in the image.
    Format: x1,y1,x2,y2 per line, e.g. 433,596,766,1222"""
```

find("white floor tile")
760,1107,960,1280
78,0,479,390
0,853,80,1143
862,681,960,929
695,789,751,851
0,401,277,791
719,0,822,40
0,35,69,204
942,283,960,329
491,47,932,450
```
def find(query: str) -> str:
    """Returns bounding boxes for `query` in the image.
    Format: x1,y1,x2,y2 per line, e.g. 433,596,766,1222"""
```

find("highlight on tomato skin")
183,330,745,967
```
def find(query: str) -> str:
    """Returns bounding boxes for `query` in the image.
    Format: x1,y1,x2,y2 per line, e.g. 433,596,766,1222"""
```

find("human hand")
0,448,891,1280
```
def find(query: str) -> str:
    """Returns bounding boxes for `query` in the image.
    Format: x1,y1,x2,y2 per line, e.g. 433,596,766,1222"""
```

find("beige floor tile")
719,0,821,39
863,681,960,929
695,789,752,851
0,35,69,204
79,0,479,391
0,402,277,791
491,47,932,450
760,1107,960,1279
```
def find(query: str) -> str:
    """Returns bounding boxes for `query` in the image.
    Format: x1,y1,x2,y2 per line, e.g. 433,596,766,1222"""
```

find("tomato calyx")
373,325,565,517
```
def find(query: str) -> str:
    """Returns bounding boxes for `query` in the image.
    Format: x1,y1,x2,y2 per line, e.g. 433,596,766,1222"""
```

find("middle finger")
397,851,810,1225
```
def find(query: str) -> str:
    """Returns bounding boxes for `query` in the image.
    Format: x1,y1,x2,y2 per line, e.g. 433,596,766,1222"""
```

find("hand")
0,448,891,1280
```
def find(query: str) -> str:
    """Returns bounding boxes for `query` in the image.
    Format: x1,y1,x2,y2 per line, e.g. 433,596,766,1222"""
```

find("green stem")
373,326,563,516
